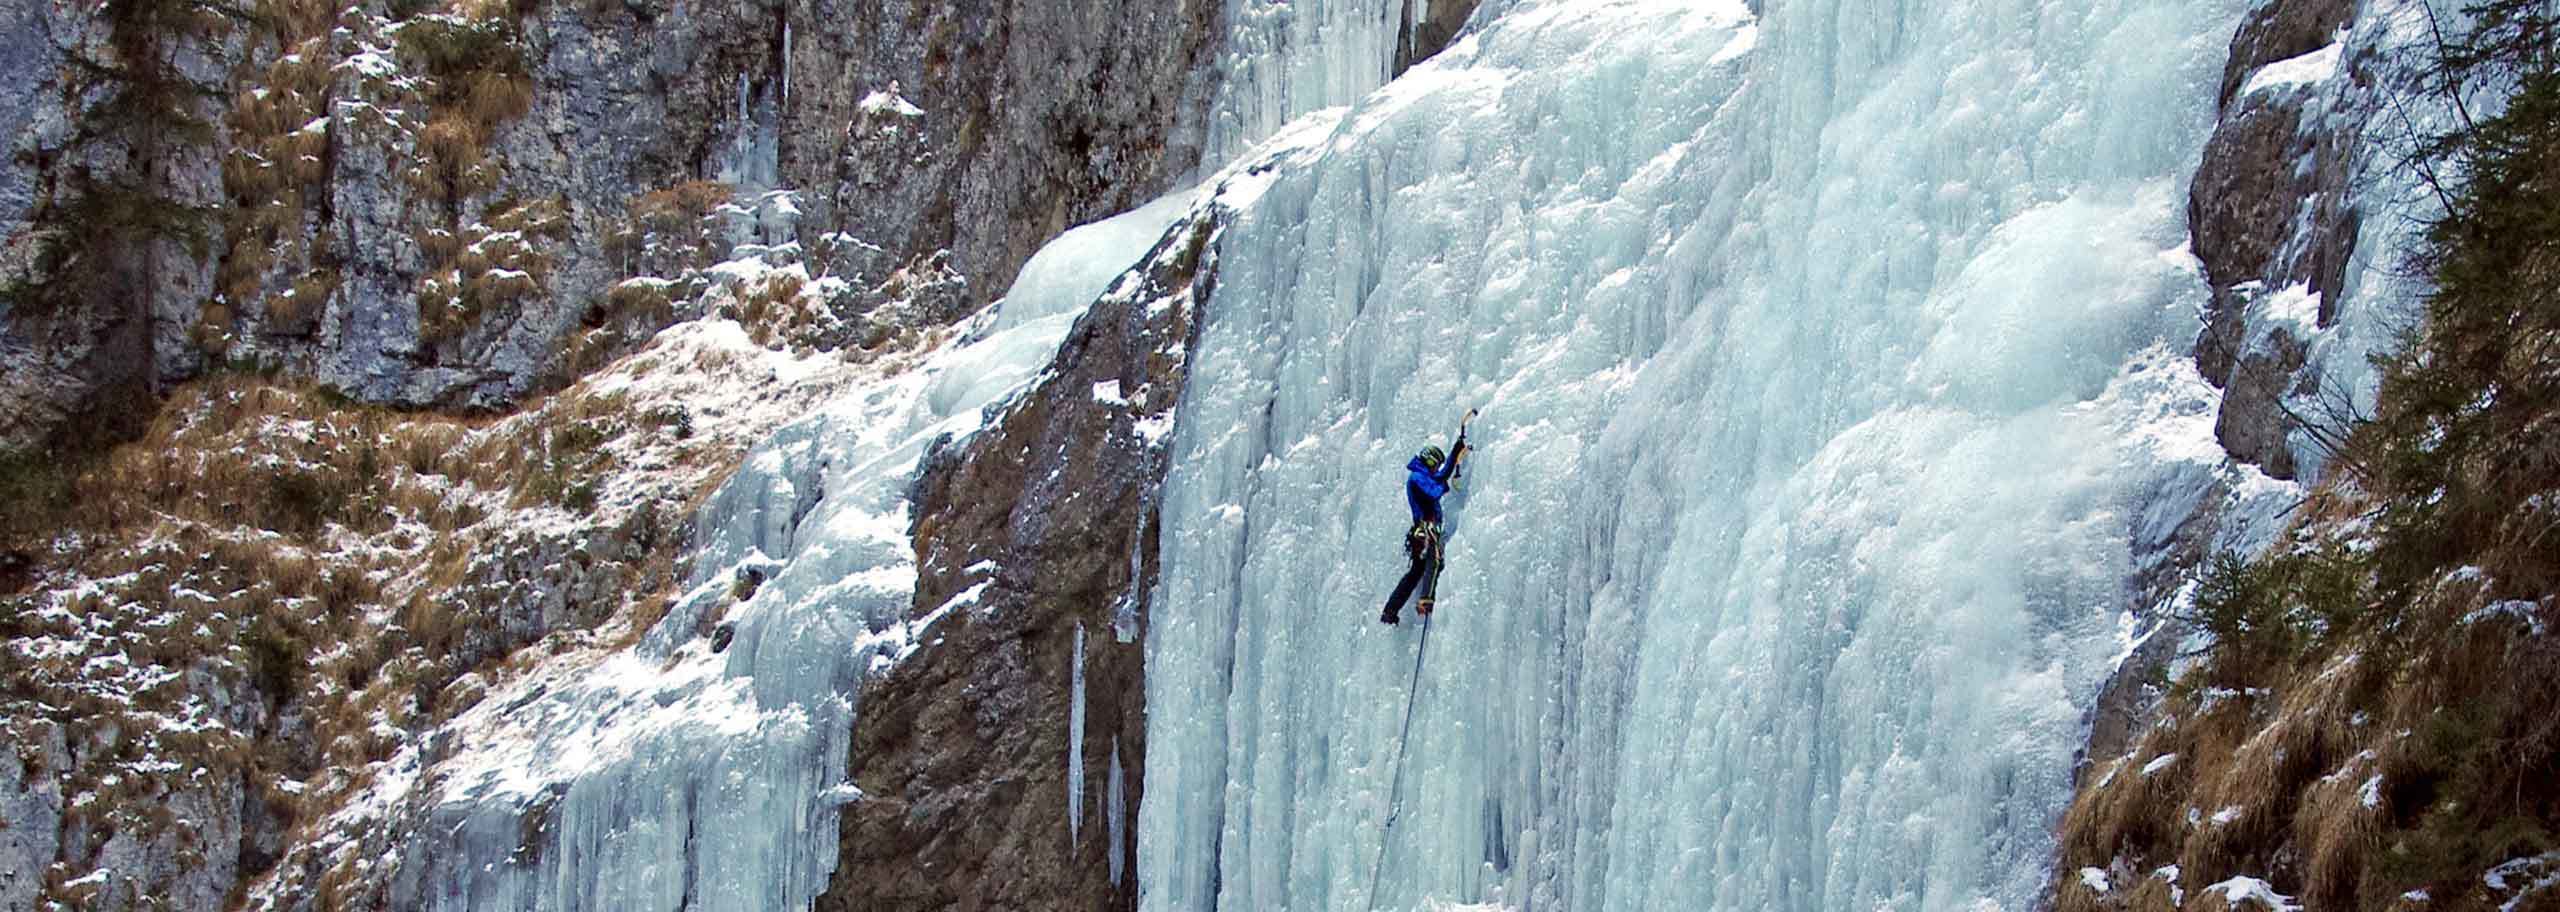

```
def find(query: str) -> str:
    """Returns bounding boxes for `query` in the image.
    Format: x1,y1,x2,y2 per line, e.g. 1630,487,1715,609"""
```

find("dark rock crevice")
1396,0,1484,76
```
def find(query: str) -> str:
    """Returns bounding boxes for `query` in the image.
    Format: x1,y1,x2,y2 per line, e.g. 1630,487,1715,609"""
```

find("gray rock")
1,0,1228,450
0,721,68,912
794,0,1227,303
2187,0,2362,480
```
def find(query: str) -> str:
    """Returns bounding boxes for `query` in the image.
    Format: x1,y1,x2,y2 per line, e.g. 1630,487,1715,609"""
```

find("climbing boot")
1380,606,1401,625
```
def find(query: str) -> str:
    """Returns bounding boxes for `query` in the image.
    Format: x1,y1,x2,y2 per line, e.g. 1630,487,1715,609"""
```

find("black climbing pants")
1381,521,1444,620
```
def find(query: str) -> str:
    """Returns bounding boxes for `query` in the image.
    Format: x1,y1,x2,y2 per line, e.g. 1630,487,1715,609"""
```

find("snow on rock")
2080,867,2113,894
859,85,926,118
2159,865,2187,906
2485,852,2560,911
2204,876,2301,910
2239,40,2345,98
2249,281,2324,345
2460,600,2549,637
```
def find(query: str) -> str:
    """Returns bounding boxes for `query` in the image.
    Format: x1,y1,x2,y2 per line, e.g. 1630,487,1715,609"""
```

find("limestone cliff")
0,0,1224,450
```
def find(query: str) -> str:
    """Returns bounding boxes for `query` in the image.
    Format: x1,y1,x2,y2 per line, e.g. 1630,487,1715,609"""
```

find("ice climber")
1380,412,1473,624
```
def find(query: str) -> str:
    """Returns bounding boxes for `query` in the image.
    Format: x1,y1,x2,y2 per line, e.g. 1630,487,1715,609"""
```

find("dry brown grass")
606,180,734,277
415,197,569,344
4,366,685,883
2056,525,2560,911
397,6,536,210
218,18,345,337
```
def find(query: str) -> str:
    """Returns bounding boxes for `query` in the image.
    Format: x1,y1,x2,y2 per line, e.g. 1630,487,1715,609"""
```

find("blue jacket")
1406,453,1460,524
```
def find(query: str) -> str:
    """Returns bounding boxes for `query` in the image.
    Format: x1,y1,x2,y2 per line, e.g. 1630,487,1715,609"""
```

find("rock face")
1395,0,1481,75
2067,0,2372,854
0,0,1226,451
0,0,230,450
2186,0,2361,479
0,721,67,912
822,210,1220,912
793,0,1225,305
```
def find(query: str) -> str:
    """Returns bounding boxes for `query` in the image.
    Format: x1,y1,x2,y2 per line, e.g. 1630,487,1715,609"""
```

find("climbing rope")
1364,615,1433,912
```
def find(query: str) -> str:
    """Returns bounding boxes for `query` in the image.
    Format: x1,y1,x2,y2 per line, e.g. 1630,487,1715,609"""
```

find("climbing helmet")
1418,445,1446,470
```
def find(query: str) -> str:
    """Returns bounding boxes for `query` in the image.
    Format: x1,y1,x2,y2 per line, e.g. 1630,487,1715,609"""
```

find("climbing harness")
1364,615,1433,912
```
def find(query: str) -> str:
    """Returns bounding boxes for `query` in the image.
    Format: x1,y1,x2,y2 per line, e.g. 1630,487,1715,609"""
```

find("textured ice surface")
1198,0,1423,164
1137,0,2265,910
993,189,1200,333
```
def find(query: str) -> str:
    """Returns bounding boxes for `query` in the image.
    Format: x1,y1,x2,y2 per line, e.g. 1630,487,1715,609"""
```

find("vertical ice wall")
1139,0,2262,909
1199,0,1423,164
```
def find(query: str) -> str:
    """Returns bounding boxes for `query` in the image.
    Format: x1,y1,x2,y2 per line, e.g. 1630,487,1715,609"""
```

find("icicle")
1108,738,1128,887
1068,621,1088,844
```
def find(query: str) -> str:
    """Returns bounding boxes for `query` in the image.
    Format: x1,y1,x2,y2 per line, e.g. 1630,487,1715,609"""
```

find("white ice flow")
1199,0,1428,165
1139,0,2269,910
381,189,1198,911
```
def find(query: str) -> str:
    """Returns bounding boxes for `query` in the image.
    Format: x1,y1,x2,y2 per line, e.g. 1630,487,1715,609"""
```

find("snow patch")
859,86,925,118
2205,876,2301,910
2079,867,2111,894
2240,40,2344,98
2251,281,2324,343
2461,600,2548,636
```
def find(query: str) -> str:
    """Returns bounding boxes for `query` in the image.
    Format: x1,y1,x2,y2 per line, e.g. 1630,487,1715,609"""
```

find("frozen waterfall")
1138,0,2265,910
1200,0,1432,165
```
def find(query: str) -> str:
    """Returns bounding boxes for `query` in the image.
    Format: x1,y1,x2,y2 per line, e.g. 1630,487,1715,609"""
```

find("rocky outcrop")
794,0,1225,304
1395,0,1482,75
821,207,1220,912
2186,0,2361,480
2069,0,2372,794
0,720,67,912
0,0,232,451
0,0,1228,452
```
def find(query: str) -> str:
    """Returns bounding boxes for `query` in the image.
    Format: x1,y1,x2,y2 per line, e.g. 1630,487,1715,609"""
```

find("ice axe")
1451,407,1478,492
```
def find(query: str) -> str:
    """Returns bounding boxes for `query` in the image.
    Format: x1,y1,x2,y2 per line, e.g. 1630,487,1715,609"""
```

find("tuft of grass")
0,449,82,549
416,197,570,344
